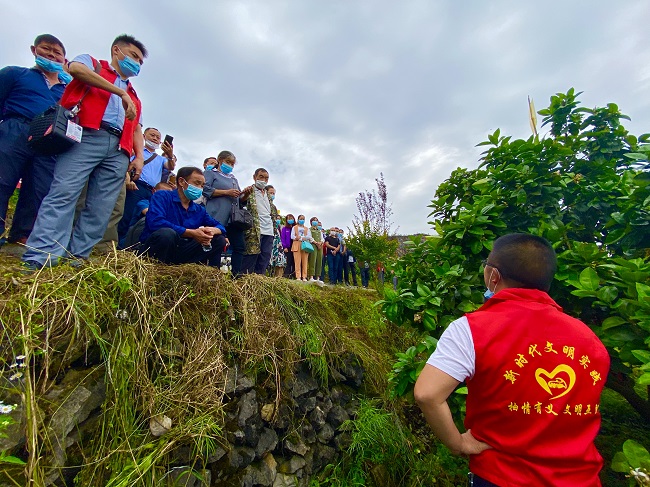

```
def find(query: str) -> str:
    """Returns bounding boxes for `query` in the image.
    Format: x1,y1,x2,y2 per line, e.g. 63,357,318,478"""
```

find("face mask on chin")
35,55,63,73
145,140,159,151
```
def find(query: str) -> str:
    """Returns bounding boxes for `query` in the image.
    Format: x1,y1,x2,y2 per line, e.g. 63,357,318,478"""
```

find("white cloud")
3,0,650,235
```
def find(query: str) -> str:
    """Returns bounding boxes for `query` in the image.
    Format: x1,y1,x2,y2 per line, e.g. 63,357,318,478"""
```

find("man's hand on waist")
454,430,492,457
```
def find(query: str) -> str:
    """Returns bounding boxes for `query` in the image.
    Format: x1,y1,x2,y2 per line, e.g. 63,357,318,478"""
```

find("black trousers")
242,234,274,275
226,223,246,276
140,227,225,266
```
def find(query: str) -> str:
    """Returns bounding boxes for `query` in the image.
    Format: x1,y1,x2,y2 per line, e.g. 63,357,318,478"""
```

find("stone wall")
0,353,366,487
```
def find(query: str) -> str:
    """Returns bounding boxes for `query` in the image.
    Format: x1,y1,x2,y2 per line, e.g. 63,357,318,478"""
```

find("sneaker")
309,277,317,282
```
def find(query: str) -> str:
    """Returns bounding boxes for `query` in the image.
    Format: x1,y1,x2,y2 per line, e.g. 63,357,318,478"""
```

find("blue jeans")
327,253,337,283
0,117,56,241
360,268,370,288
23,128,128,266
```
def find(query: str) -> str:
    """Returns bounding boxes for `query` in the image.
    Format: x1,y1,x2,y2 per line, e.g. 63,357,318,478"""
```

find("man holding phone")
117,127,176,242
23,35,147,269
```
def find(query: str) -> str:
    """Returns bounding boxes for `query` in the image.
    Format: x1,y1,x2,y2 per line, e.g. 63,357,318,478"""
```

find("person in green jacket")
307,216,324,284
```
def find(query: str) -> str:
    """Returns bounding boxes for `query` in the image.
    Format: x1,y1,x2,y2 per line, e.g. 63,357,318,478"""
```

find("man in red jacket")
414,233,610,487
23,35,147,269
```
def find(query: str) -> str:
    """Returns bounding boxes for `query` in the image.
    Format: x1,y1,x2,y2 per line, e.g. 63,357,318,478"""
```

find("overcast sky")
3,1,650,234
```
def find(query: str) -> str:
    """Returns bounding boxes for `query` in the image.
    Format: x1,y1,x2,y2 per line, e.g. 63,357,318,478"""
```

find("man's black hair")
217,151,234,161
34,34,66,55
177,166,202,181
489,233,557,292
112,34,148,58
204,156,218,164
266,185,274,191
254,167,269,177
144,127,159,134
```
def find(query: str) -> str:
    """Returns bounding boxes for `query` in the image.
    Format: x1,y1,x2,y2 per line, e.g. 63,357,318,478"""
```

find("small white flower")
9,363,17,369
115,309,128,320
15,355,25,361
0,405,13,414
9,372,23,381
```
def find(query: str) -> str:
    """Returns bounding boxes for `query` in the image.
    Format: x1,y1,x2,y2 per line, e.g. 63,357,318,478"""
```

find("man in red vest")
23,35,147,269
414,233,610,486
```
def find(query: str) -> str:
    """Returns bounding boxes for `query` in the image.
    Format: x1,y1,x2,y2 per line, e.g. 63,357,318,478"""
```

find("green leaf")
636,282,650,300
602,316,626,330
611,451,630,473
631,350,650,364
579,268,600,291
417,283,432,297
638,373,650,386
0,454,26,465
623,439,650,468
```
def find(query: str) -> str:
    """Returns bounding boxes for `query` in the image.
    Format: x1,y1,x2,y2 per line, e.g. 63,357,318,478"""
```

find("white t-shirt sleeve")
426,316,475,382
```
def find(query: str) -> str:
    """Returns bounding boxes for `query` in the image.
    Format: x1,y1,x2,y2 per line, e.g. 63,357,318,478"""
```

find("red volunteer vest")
465,288,609,487
59,58,141,155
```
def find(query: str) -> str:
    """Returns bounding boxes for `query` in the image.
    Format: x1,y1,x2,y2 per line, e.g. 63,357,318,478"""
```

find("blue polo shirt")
140,189,226,242
136,147,167,187
0,66,66,120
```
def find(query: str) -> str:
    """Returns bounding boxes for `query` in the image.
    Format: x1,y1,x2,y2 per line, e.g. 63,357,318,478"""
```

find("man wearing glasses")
414,233,610,486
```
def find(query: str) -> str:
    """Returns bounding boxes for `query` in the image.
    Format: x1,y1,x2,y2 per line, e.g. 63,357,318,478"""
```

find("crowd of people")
0,33,370,285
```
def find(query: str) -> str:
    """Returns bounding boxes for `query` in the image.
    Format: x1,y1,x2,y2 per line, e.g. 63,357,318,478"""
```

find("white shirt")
254,188,274,236
426,316,476,382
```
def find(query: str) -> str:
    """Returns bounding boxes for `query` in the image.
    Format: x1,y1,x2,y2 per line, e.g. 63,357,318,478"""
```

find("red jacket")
59,58,141,155
465,288,609,487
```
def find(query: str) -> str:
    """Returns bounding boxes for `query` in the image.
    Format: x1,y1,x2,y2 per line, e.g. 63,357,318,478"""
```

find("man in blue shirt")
139,166,227,266
117,126,176,242
0,34,68,246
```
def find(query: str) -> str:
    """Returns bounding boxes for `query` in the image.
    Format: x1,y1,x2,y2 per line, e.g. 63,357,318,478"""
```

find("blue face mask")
117,47,140,77
311,221,318,227
183,183,203,201
35,55,63,73
317,225,322,230
338,233,343,238
270,194,275,201
205,165,214,171
298,219,305,225
276,219,281,226
483,268,496,301
287,219,294,225
220,162,233,174
58,71,73,84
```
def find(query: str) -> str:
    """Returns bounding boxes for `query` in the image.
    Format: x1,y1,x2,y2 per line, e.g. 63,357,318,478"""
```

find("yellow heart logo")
535,364,576,400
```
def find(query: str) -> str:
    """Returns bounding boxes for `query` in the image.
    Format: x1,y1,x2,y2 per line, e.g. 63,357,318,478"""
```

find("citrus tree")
379,89,650,420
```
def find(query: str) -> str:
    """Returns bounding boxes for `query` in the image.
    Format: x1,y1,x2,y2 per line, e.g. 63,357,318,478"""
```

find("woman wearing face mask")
203,150,247,275
281,214,296,278
269,212,286,277
307,217,324,284
291,214,314,281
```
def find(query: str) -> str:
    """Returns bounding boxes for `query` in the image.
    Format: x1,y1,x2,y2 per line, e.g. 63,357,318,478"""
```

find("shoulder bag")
229,179,253,230
27,60,102,156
